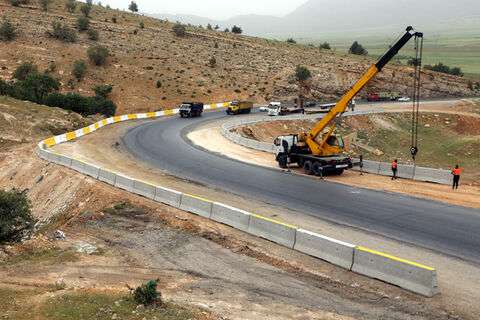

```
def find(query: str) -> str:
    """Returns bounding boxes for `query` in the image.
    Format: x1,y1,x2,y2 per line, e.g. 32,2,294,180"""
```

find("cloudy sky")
97,0,308,19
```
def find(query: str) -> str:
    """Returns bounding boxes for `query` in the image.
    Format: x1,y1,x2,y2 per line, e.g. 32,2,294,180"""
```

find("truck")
226,101,253,115
179,102,204,118
268,102,304,116
274,26,423,175
367,92,400,102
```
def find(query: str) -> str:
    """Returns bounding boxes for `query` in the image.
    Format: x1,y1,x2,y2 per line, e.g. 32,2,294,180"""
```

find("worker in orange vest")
451,164,462,190
391,159,398,180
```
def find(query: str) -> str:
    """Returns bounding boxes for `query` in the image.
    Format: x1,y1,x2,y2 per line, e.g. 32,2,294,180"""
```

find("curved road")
123,110,480,263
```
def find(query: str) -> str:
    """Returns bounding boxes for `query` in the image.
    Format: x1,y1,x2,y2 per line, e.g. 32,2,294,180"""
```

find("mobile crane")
274,26,423,175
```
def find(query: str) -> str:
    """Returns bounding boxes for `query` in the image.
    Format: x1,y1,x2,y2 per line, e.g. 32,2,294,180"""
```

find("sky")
96,0,308,19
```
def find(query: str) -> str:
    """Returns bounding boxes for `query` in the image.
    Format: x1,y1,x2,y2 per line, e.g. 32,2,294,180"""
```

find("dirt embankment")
0,1,476,115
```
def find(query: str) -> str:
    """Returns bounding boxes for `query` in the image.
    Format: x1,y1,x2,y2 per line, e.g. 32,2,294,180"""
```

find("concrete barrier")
211,202,251,232
70,158,100,179
414,167,451,185
115,174,135,192
179,193,213,218
98,168,116,185
155,186,182,207
352,246,439,297
133,180,156,200
49,152,73,168
294,229,355,270
248,214,297,248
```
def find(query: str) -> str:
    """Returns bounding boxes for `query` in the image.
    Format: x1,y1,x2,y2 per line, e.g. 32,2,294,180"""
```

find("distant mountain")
150,0,480,39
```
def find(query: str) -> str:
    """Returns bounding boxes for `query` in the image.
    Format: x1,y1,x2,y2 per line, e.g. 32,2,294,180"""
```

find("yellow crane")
274,26,423,175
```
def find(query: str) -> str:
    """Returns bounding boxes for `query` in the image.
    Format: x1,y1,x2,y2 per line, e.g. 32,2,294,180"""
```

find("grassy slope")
0,0,475,116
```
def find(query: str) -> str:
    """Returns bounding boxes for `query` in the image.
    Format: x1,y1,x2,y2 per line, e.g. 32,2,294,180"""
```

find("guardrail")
36,104,439,297
220,110,452,185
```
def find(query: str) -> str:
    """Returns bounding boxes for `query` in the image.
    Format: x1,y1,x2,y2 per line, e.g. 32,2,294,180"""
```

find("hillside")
0,0,476,115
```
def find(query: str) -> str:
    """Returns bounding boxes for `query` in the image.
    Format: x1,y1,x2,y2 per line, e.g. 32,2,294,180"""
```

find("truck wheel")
303,161,313,175
334,169,344,175
312,162,323,177
277,154,288,168
297,158,304,168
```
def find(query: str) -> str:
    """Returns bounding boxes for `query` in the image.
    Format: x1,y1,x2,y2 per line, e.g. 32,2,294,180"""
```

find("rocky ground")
0,0,477,115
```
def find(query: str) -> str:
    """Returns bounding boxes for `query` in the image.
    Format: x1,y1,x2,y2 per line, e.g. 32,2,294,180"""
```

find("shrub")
424,63,464,77
172,23,186,37
0,189,35,243
155,80,161,88
295,65,312,82
39,0,52,11
87,28,99,40
224,28,229,33
139,21,144,29
13,62,38,81
72,60,87,81
111,16,117,23
133,280,160,306
9,0,29,7
349,41,368,55
87,45,109,66
319,42,331,50
44,92,116,116
407,58,421,66
93,84,112,97
231,25,242,34
51,21,77,42
0,79,13,96
76,16,90,31
209,56,216,68
80,2,92,17
128,1,138,13
65,0,77,13
0,19,16,41
286,38,296,44
206,23,212,30
16,72,59,103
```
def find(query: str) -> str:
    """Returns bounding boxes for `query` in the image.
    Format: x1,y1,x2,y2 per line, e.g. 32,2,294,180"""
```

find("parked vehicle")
227,101,253,115
267,102,304,116
179,102,204,118
398,97,411,102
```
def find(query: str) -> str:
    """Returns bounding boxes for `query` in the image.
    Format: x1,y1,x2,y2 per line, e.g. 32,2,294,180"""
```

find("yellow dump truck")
227,101,253,115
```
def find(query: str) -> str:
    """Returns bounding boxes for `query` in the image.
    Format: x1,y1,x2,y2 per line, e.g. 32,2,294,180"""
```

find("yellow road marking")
357,246,435,271
113,116,122,122
251,214,297,229
185,193,213,203
146,112,156,118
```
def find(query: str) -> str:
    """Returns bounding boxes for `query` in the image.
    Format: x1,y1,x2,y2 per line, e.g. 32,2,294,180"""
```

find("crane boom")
306,26,422,155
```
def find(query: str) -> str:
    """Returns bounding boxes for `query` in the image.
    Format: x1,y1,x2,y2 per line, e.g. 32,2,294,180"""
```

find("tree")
19,72,60,103
206,23,212,30
39,0,52,11
133,280,161,306
295,65,312,108
80,2,92,17
0,189,35,243
87,45,109,66
0,19,16,41
286,38,296,44
72,60,87,81
13,62,38,81
76,16,90,31
349,41,368,55
319,42,331,50
214,24,219,30
65,0,77,13
87,28,99,41
128,1,138,13
51,21,77,42
9,0,29,7
93,84,113,97
231,25,242,34
139,21,144,29
424,62,464,77
172,23,186,37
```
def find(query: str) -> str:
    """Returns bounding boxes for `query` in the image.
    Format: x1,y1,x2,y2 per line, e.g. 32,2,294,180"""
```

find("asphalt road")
122,110,480,263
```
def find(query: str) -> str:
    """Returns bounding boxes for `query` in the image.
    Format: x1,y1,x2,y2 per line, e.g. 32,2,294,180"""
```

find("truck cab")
267,102,283,116
179,102,204,118
227,101,253,115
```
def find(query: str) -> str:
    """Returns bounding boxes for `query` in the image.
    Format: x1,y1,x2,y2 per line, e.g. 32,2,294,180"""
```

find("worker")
391,159,398,180
359,154,364,175
451,164,462,190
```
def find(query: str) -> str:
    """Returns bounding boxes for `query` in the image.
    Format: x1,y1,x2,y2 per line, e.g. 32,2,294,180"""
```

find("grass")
41,291,200,320
0,248,79,267
0,287,47,320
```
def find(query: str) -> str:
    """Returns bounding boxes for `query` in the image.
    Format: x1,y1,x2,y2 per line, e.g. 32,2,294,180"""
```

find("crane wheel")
277,154,288,168
312,162,323,177
303,161,313,175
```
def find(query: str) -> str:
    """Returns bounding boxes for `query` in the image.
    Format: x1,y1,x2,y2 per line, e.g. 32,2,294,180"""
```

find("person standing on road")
391,159,398,180
451,164,462,190
359,154,364,175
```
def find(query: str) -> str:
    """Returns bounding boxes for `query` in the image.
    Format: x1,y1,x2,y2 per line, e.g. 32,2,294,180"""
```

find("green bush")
51,21,77,42
76,16,90,31
424,62,464,77
87,28,99,41
16,72,60,103
93,84,112,97
349,41,368,55
172,23,186,37
319,42,331,50
44,92,116,116
139,21,144,29
295,65,312,82
286,38,296,44
39,0,52,11
72,60,87,81
13,62,38,81
133,280,160,306
0,79,13,96
87,45,109,66
128,1,138,13
0,189,35,243
9,0,29,7
80,3,92,17
65,0,77,13
231,25,242,34
0,19,16,41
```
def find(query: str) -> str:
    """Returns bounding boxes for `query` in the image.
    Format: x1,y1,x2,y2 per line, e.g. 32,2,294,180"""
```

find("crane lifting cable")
410,32,423,161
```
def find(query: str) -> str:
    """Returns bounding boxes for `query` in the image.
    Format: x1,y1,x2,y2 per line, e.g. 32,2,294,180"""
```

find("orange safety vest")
452,168,462,176
391,162,398,169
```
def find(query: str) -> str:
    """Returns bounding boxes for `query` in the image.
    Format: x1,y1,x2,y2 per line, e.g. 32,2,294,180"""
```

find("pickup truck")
179,102,204,118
